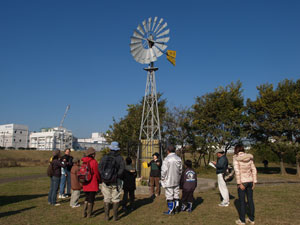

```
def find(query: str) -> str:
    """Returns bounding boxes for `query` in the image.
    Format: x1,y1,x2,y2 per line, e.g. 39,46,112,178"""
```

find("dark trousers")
238,182,255,222
48,176,60,205
85,191,96,204
66,170,71,195
181,190,194,203
149,176,160,195
123,190,135,207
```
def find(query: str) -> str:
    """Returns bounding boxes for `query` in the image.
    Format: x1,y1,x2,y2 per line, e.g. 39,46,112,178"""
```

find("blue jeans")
59,170,71,195
238,182,255,222
48,176,60,205
59,174,67,196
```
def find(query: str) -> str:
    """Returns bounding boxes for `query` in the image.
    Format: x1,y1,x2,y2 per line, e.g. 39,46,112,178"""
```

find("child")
70,157,82,208
180,160,197,212
122,157,137,211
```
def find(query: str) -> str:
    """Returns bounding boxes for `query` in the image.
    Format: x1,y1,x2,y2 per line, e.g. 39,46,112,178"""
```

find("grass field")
0,177,299,225
0,150,300,225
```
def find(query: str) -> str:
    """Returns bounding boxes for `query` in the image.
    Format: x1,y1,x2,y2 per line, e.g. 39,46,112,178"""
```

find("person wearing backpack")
47,149,66,206
99,141,125,221
233,144,257,225
81,147,101,218
70,157,82,208
212,149,230,207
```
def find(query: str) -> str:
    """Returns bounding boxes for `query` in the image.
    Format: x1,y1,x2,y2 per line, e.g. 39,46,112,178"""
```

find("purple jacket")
180,168,197,192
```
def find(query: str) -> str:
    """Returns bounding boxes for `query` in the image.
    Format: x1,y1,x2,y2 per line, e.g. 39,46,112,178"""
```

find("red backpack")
78,161,92,183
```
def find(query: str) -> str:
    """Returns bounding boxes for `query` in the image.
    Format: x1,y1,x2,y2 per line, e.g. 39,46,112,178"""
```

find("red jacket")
81,156,101,192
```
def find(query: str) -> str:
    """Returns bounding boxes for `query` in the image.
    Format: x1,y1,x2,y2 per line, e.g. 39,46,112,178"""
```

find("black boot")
104,202,110,221
82,201,88,218
113,202,119,221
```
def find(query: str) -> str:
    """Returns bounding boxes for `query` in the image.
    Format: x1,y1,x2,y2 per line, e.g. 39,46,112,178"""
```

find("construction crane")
59,105,70,128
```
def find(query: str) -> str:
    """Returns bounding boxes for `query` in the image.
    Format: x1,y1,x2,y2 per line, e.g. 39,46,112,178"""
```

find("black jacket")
52,158,66,177
122,165,137,191
148,159,162,177
61,154,73,171
180,168,197,192
216,155,228,174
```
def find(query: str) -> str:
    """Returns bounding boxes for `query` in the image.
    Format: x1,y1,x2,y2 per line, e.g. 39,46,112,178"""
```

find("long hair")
234,144,245,155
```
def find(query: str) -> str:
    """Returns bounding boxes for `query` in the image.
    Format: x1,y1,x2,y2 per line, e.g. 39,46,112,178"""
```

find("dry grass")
0,177,299,225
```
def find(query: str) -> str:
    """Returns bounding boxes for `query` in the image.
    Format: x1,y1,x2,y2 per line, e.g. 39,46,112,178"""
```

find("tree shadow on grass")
0,206,36,218
0,194,47,207
256,167,296,175
118,196,154,219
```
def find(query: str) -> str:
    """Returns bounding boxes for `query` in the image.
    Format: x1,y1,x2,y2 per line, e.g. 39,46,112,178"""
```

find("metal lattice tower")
139,62,161,143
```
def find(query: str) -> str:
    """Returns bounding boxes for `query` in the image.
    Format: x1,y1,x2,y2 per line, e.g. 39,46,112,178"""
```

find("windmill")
130,17,176,178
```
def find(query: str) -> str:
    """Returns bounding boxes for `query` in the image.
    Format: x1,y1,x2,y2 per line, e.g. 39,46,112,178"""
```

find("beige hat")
86,147,96,156
215,149,225,154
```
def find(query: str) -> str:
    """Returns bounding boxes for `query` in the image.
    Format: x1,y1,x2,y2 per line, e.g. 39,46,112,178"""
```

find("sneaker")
246,218,255,224
58,195,66,199
235,219,245,225
72,204,80,208
218,202,229,207
54,203,61,206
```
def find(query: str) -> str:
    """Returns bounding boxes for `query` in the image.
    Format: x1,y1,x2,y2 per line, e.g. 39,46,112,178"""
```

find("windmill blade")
154,42,167,51
148,17,152,32
156,29,170,38
130,42,142,51
152,45,164,57
142,19,148,33
134,47,145,60
133,30,144,39
131,36,143,44
131,45,143,57
153,18,164,33
137,24,145,36
152,16,158,31
155,36,170,43
155,22,168,36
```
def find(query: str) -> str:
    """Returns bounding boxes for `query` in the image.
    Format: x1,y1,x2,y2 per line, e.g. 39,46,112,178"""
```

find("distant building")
74,132,108,151
29,127,73,151
0,124,29,149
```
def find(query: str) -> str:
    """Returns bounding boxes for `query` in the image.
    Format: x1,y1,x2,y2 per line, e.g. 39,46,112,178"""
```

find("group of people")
47,142,257,224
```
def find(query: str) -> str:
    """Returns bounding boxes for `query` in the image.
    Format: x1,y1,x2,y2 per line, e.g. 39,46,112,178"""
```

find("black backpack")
100,155,118,184
223,164,235,182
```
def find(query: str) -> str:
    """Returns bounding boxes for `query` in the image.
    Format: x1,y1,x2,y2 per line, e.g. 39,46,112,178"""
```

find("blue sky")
0,0,299,137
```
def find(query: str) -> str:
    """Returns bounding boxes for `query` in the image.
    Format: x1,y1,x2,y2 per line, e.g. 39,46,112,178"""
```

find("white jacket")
161,153,182,188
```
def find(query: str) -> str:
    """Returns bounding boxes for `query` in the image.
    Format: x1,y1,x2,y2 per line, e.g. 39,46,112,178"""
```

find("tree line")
107,79,300,176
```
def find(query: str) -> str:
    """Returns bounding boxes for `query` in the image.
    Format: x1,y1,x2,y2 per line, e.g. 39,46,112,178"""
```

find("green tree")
108,94,167,158
192,81,246,164
246,79,300,175
162,106,193,161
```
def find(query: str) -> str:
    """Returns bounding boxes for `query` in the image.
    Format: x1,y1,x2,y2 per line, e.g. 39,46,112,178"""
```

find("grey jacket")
161,153,182,188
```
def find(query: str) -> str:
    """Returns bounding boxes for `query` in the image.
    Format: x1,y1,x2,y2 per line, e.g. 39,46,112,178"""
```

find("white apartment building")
29,127,73,151
75,132,108,151
0,124,29,149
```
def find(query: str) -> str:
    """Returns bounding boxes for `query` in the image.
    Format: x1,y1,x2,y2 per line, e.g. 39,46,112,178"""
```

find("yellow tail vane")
166,50,176,66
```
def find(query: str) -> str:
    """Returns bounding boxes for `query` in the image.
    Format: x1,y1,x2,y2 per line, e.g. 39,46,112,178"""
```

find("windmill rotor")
130,17,175,65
